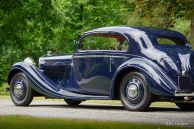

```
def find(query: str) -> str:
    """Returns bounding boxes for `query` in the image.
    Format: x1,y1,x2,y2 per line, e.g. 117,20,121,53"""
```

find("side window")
80,33,129,51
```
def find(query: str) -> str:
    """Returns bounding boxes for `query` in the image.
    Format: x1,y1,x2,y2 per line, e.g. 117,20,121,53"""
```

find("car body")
7,26,194,111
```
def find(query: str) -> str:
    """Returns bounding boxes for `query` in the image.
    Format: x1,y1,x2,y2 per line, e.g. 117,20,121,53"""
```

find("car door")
72,32,130,95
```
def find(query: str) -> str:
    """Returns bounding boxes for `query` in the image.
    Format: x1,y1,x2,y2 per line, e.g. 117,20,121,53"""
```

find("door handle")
109,58,112,72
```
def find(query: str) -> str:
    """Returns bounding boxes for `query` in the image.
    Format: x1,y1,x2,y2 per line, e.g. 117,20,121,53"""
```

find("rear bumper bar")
175,92,194,97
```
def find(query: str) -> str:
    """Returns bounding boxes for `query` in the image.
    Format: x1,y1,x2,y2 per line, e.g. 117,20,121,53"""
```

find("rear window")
157,37,185,46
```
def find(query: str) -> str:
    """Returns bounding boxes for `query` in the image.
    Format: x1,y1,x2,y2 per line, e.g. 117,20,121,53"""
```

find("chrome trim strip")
175,93,194,97
78,50,127,53
72,55,129,59
40,55,73,60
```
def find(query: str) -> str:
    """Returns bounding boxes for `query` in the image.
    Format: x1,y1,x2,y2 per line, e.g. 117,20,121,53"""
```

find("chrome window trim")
72,55,129,59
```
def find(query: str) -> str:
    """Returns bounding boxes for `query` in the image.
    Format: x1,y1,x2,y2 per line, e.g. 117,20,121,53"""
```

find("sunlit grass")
87,100,176,107
0,95,10,99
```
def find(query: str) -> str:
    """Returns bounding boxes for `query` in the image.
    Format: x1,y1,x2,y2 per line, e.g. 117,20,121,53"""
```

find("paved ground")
0,99,194,127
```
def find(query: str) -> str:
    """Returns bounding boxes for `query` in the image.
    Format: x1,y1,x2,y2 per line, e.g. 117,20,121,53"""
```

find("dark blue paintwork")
7,26,194,100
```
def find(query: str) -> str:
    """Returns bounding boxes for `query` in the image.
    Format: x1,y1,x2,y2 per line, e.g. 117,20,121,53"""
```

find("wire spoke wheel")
120,72,152,111
10,72,33,106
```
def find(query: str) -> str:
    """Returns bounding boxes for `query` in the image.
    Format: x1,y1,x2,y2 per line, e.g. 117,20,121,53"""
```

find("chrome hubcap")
126,77,142,100
127,84,138,98
14,83,24,97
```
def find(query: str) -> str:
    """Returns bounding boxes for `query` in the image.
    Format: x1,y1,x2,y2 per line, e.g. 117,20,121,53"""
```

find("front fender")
112,57,178,96
8,62,108,99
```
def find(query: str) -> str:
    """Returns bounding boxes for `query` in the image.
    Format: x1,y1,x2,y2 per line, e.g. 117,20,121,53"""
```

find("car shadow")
29,104,125,110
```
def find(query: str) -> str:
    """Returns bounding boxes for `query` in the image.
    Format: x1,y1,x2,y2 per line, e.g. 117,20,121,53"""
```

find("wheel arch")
8,68,44,97
111,57,177,99
7,68,23,85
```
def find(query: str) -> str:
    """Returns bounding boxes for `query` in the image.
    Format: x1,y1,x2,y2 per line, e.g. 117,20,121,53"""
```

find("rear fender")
111,57,177,98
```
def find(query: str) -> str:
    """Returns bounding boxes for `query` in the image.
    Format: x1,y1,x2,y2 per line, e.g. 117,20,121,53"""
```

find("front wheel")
120,72,152,111
64,99,82,106
175,103,194,111
10,72,33,106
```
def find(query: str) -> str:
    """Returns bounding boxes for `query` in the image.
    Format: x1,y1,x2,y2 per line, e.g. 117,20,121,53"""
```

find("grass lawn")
0,115,191,129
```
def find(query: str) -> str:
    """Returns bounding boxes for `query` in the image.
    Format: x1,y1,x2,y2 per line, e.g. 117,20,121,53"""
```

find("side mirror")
47,51,54,56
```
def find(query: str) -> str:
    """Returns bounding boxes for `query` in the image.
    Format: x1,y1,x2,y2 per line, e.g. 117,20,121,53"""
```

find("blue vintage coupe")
7,26,194,111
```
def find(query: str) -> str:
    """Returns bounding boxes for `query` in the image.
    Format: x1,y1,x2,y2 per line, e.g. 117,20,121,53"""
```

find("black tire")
120,72,152,111
175,103,194,111
64,99,82,106
10,72,33,106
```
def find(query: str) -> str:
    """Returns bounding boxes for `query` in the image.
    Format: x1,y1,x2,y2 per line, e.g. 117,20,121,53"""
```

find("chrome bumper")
175,92,194,97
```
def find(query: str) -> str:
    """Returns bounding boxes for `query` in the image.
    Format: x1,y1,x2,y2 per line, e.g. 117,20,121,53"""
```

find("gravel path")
0,99,194,127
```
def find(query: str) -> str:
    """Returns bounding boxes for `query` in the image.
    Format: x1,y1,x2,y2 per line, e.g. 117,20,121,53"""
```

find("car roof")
85,26,180,35
84,26,188,43
84,26,139,34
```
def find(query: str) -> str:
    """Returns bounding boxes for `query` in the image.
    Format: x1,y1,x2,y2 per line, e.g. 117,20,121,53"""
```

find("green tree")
53,0,125,38
0,0,62,84
0,0,126,85
135,0,194,47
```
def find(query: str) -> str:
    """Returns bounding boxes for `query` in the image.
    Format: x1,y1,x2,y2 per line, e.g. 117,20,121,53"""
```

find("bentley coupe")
7,26,194,111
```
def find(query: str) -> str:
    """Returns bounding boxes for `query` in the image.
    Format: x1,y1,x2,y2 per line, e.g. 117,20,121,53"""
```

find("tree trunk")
190,9,194,48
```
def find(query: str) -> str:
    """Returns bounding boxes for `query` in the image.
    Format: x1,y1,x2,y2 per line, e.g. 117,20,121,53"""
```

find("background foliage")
0,0,193,85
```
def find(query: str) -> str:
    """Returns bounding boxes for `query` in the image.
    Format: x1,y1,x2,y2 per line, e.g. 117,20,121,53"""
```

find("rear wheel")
120,72,152,111
175,103,194,111
64,99,82,106
10,72,33,106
